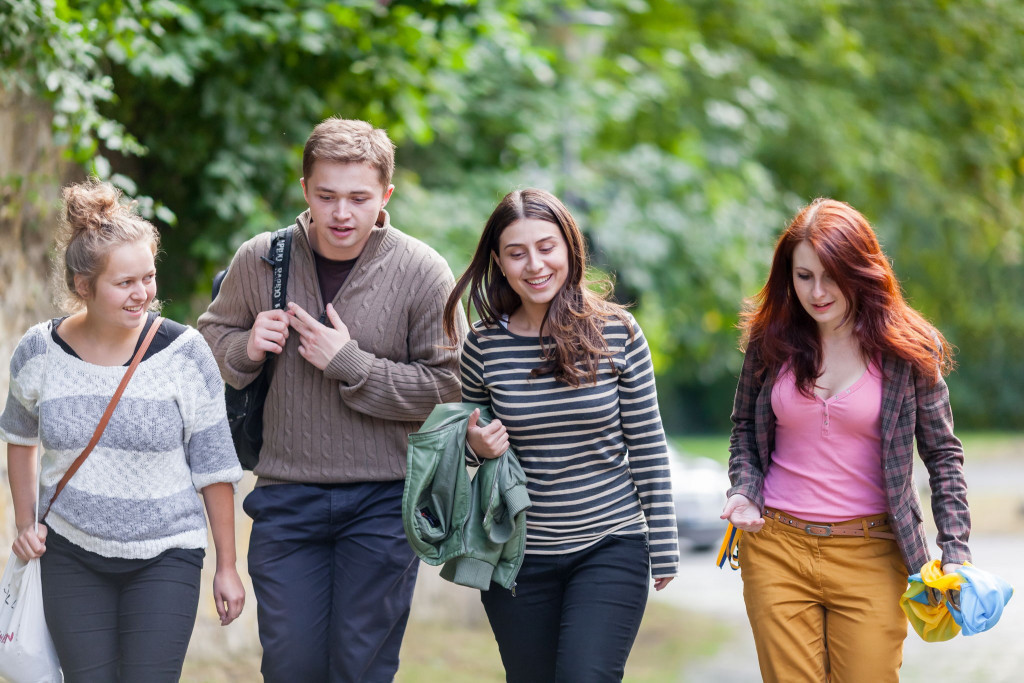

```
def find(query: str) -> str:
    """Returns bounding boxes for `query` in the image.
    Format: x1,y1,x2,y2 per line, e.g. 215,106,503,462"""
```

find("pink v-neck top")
762,359,887,521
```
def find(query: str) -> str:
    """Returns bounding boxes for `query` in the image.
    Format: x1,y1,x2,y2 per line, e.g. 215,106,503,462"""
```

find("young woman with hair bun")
1,178,245,681
442,188,679,683
723,198,972,682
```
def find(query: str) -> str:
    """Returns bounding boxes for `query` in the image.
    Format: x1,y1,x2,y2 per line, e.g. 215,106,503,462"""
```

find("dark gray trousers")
40,529,203,683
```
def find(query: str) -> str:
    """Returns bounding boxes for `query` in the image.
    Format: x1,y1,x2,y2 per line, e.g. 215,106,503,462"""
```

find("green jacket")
403,402,531,590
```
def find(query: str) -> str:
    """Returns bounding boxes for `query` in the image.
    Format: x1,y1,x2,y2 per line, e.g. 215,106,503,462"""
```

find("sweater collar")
293,208,397,263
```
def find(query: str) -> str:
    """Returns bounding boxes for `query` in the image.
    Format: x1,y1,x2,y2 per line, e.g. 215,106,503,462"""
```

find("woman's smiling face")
494,218,570,316
79,240,156,329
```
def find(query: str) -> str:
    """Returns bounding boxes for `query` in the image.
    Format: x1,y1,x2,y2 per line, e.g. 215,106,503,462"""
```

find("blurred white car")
667,446,731,552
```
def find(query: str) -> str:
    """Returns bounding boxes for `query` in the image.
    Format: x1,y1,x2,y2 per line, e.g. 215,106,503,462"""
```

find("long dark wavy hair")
443,188,631,386
740,197,953,394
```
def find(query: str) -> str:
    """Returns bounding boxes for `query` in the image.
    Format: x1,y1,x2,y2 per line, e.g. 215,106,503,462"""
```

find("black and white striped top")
460,314,679,578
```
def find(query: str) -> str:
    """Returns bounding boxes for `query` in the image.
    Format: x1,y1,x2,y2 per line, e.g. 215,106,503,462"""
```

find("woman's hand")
12,522,47,561
466,408,509,460
721,493,765,532
653,577,674,591
8,444,45,561
941,563,963,575
212,566,246,626
200,482,244,625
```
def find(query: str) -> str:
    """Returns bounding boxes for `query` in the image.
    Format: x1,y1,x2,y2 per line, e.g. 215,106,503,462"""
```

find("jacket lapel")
880,354,910,453
755,372,775,471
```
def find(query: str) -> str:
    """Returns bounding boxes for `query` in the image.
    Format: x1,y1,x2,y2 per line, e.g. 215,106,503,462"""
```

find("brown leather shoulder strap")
41,317,164,522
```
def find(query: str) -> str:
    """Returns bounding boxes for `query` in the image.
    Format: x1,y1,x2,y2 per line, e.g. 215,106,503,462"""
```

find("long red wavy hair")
740,198,953,393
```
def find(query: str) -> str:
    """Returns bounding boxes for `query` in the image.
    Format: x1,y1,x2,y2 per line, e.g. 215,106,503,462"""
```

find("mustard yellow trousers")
740,509,909,682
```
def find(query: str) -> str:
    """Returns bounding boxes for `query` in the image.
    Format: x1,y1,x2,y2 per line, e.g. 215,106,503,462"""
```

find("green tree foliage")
3,0,1021,428
0,0,145,164
57,0,564,316
664,0,1024,427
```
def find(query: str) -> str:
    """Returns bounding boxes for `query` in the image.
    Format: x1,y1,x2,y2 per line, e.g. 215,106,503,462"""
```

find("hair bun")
61,177,126,234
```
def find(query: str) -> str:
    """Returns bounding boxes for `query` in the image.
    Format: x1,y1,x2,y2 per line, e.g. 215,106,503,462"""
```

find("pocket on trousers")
242,486,268,521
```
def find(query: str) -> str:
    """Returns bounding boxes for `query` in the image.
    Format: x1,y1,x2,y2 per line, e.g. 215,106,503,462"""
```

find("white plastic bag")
0,554,62,683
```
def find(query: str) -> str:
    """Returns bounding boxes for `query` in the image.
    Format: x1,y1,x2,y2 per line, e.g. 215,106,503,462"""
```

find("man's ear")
300,177,308,202
381,184,395,207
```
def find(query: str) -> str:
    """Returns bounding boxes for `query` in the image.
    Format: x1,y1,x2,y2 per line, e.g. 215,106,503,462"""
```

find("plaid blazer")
727,344,971,574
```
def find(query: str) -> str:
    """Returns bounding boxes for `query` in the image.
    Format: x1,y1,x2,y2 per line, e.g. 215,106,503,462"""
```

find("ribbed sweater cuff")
226,335,263,376
326,340,373,385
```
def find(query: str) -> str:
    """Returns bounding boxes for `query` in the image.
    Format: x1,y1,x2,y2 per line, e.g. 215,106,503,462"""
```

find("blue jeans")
480,533,651,683
243,481,418,683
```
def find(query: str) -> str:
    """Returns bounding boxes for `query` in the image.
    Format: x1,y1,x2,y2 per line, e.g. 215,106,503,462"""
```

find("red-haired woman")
722,198,971,682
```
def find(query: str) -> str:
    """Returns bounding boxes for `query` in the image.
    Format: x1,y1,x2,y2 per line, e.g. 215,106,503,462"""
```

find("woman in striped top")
442,188,678,683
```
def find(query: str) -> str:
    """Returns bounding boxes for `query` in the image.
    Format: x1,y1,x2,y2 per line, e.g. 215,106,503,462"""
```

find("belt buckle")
804,524,832,537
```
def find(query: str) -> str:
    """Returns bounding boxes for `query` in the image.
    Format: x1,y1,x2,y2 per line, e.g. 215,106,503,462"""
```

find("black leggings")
40,530,203,683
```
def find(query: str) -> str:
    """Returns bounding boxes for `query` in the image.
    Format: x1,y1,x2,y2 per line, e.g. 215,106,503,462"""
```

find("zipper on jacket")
511,581,517,597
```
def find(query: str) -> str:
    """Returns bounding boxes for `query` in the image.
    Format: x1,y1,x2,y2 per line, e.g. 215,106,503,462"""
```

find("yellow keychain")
715,522,742,570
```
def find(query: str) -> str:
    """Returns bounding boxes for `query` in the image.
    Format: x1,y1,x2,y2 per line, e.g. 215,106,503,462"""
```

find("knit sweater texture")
0,319,243,559
197,209,465,484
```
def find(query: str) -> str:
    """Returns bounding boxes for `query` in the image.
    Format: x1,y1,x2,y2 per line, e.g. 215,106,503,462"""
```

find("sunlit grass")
957,432,1024,460
672,435,730,464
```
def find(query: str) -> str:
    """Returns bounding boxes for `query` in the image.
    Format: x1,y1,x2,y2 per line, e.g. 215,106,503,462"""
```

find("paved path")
656,535,1022,682
654,456,1024,681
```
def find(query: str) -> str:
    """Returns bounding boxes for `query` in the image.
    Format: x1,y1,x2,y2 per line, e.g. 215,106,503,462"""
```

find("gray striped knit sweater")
0,321,243,559
197,210,465,484
461,315,680,578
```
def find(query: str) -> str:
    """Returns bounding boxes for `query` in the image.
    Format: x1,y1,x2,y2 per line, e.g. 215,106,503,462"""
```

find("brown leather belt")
763,508,896,540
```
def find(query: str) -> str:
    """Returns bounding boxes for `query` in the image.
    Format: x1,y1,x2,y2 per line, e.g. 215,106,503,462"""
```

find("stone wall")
0,87,80,387
0,89,79,540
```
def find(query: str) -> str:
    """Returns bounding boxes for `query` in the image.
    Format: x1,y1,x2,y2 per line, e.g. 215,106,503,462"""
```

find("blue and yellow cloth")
900,560,1014,642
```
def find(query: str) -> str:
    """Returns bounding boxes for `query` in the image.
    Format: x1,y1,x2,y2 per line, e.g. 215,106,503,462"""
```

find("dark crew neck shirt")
313,251,359,307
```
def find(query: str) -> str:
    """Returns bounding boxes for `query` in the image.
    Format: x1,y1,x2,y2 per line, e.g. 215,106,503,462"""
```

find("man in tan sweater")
198,118,466,682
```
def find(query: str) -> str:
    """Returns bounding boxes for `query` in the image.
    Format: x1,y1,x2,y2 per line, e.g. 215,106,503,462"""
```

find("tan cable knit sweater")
197,209,466,485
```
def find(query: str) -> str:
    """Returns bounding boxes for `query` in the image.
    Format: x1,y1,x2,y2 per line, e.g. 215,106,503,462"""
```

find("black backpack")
211,226,294,470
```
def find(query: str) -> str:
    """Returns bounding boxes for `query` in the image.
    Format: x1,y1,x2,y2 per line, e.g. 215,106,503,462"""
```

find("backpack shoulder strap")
268,226,294,310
